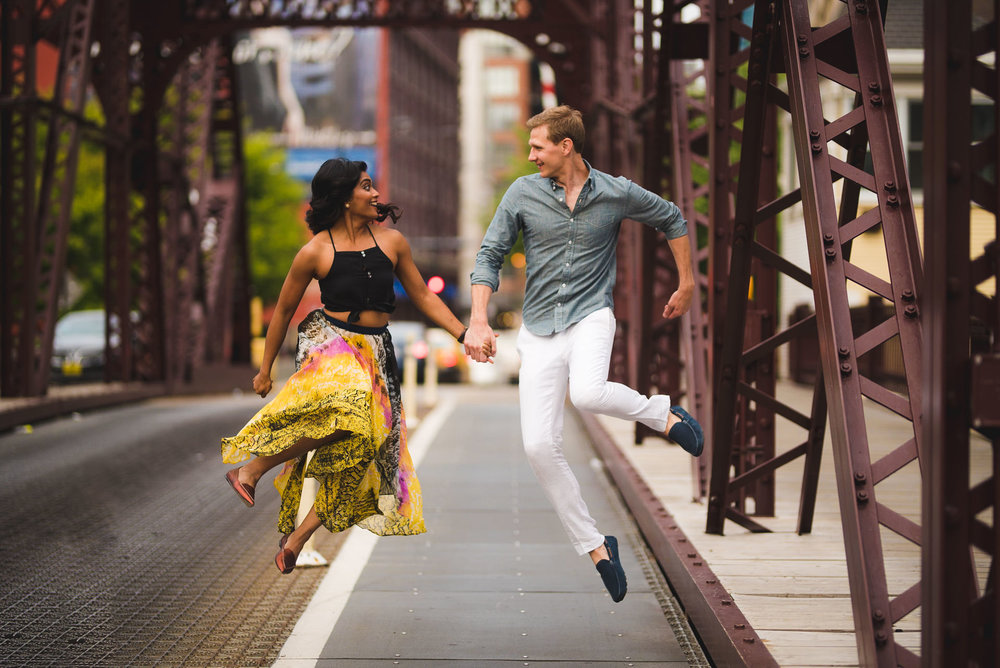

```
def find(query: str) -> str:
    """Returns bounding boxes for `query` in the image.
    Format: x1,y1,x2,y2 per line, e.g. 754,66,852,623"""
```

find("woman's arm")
253,245,315,397
390,231,466,341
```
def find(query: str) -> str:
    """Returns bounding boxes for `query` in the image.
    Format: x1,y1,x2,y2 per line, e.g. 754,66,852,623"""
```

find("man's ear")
561,138,574,155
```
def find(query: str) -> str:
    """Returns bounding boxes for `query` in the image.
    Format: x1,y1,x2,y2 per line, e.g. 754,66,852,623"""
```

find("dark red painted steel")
710,1,929,664
922,2,998,666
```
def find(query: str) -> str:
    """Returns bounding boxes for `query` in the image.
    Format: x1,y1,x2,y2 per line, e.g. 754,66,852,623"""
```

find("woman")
221,158,467,574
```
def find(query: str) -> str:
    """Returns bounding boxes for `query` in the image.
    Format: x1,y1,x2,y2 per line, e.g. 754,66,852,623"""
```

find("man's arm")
663,234,695,319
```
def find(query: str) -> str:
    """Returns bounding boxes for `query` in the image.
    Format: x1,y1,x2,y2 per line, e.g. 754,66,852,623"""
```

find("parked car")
50,309,106,383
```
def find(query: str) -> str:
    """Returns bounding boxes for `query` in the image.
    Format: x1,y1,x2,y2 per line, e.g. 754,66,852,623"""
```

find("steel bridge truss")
2,1,998,665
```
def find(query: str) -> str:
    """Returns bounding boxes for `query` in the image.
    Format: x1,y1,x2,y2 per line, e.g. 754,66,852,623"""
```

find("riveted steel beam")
922,1,999,665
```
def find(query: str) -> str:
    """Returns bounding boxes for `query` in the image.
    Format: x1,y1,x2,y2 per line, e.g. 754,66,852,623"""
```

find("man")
463,105,704,603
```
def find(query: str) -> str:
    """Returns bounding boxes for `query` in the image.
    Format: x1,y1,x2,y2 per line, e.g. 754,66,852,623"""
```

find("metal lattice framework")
2,0,999,665
922,2,998,665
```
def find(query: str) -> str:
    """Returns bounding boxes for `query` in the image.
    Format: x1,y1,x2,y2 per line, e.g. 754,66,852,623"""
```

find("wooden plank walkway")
594,381,992,667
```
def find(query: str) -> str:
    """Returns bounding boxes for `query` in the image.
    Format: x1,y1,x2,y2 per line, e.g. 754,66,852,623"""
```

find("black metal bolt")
868,81,880,92
901,289,915,302
825,248,837,261
904,304,918,319
839,346,850,358
857,490,868,503
870,94,883,106
824,233,835,246
799,47,810,58
840,362,852,375
812,142,822,154
883,180,896,191
887,194,899,207
809,130,821,141
854,471,867,485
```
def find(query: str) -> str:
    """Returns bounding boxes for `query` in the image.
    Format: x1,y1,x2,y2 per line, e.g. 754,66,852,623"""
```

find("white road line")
273,396,457,667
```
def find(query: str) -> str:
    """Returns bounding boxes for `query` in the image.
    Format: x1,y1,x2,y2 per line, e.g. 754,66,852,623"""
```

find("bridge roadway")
0,383,708,667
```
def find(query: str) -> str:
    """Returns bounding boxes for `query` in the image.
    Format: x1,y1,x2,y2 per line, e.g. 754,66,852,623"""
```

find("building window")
486,66,520,97
906,99,994,190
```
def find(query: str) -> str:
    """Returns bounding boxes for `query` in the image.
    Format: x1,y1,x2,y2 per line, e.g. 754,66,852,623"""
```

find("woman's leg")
236,430,349,489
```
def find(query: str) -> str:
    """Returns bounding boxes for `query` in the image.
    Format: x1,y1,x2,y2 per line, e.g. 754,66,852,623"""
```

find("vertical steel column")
706,0,778,515
1,0,40,397
200,40,245,365
93,0,133,384
662,1,713,496
0,0,94,397
32,0,95,393
710,0,929,664
922,1,998,665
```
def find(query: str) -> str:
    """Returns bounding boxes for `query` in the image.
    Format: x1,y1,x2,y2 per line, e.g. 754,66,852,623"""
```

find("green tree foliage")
63,128,305,312
242,134,308,302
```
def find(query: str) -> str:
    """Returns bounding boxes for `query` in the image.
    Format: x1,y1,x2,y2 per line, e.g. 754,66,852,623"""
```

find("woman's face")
349,172,380,220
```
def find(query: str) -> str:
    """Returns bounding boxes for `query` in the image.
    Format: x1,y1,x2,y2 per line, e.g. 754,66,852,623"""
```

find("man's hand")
662,284,695,319
464,322,497,363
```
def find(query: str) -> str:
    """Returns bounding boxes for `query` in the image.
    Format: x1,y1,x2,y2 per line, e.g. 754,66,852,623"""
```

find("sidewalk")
275,386,709,666
584,381,989,667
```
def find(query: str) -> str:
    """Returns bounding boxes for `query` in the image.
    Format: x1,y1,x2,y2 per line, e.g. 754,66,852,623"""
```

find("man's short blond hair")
527,105,585,153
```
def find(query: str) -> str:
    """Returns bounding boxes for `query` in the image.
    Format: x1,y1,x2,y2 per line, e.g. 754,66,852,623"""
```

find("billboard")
233,26,379,180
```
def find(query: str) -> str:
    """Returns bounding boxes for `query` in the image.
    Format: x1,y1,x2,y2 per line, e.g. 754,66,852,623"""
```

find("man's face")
528,125,568,179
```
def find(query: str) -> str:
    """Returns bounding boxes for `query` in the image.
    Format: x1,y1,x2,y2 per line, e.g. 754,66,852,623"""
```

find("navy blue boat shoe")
667,406,705,457
595,535,627,602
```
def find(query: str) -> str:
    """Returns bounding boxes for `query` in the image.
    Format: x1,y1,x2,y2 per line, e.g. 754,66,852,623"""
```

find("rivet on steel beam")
743,638,756,644
870,94,883,106
707,579,717,584
886,194,899,207
945,505,960,527
904,304,918,319
825,248,837,261
856,490,869,503
796,35,807,45
721,600,733,606
694,561,703,566
868,81,881,92
947,276,962,295
873,609,886,623
811,142,822,154
875,631,888,646
809,130,821,140
838,346,850,358
854,471,867,485
799,47,810,58
734,623,746,629
823,233,835,246
855,2,868,14
883,180,896,191
687,553,697,558
901,289,915,302
945,622,960,643
841,362,852,375
947,161,963,182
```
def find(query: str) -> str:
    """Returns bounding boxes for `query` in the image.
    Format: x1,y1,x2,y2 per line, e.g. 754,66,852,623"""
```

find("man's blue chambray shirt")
471,163,688,336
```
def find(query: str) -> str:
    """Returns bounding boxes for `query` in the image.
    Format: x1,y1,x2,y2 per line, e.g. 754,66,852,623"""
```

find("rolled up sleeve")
623,181,688,239
471,185,523,291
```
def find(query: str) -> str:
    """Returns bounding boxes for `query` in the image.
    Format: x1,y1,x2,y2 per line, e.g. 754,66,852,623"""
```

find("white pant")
516,307,672,555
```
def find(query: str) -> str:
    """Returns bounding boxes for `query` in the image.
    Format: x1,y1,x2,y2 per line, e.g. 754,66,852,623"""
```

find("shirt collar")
547,160,595,192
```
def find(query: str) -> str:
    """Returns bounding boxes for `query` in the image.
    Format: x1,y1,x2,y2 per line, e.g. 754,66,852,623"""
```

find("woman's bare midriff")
323,309,392,328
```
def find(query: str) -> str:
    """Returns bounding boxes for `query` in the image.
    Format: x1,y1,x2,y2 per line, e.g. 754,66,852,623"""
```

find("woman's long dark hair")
305,158,401,233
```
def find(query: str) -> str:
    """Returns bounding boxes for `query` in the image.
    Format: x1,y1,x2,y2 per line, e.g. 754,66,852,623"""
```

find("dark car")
50,310,106,383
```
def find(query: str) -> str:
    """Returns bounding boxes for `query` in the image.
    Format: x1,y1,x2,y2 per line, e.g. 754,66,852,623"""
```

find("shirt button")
561,283,566,288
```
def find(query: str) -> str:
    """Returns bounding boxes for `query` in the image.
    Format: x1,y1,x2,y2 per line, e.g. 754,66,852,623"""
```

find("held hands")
463,323,497,364
252,369,273,398
662,284,695,319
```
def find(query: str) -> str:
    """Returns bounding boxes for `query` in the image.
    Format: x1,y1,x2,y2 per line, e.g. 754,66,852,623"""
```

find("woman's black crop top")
319,227,396,322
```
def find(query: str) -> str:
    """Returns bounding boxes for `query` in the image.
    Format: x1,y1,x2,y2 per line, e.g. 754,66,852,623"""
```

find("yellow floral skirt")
221,310,425,537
